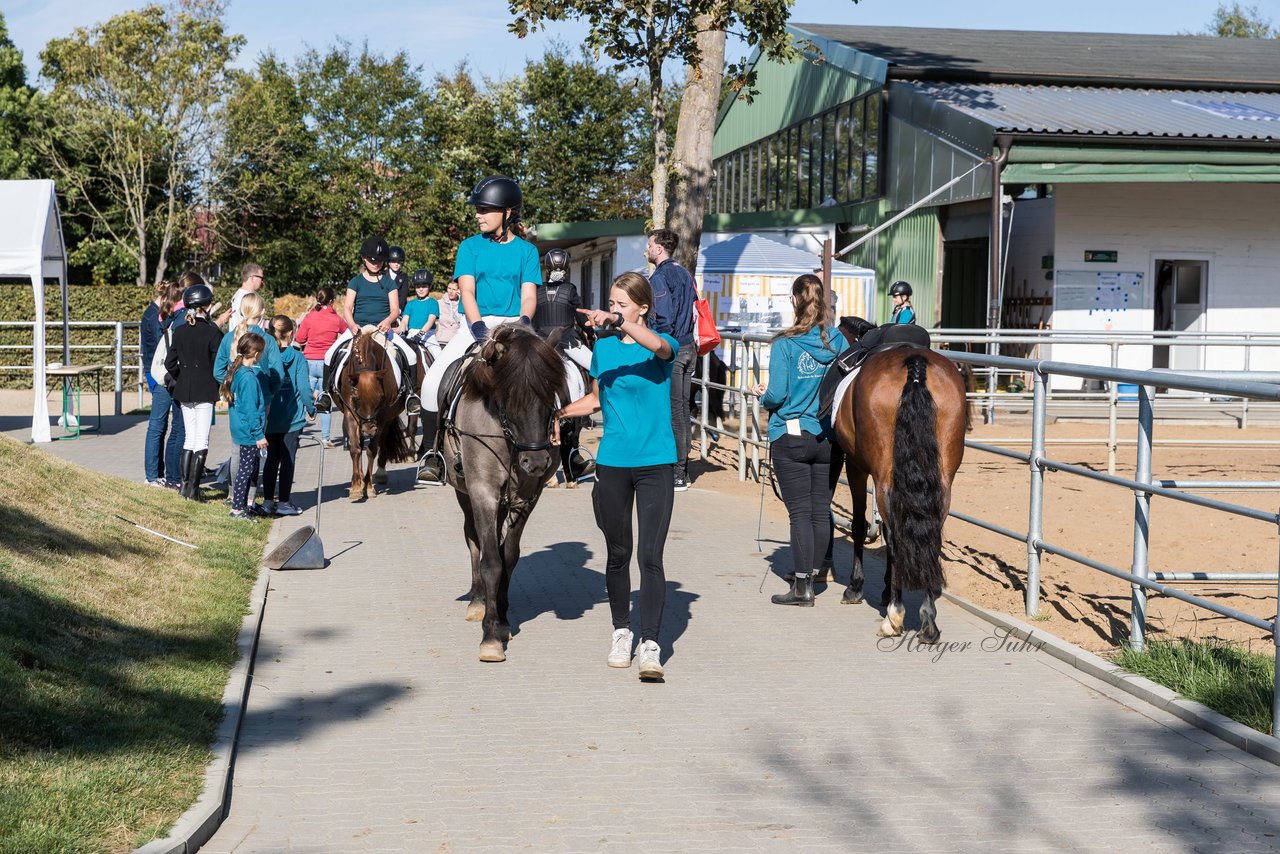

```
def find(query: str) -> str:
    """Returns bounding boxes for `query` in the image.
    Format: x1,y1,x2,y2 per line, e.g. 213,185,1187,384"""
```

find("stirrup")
316,392,333,413
416,448,446,485
404,393,422,416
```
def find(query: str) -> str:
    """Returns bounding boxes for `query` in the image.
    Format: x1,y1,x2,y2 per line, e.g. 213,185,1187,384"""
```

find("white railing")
1,320,146,414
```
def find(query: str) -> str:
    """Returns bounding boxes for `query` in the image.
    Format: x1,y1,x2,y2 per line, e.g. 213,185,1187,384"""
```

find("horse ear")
493,340,506,359
546,327,563,350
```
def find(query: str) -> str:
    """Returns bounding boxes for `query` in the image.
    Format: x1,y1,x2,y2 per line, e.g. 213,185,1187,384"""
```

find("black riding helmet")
360,235,388,264
467,175,522,210
411,269,433,288
387,245,405,264
182,283,214,309
544,248,570,270
889,280,913,297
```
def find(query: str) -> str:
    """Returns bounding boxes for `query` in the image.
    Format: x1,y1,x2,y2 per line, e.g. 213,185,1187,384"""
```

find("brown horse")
832,345,966,642
335,332,409,500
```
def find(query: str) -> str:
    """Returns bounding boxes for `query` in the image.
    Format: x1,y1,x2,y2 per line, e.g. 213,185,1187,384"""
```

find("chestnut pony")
335,332,409,499
831,342,966,642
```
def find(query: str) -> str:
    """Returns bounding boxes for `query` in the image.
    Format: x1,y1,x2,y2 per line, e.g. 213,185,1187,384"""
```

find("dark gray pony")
441,324,567,662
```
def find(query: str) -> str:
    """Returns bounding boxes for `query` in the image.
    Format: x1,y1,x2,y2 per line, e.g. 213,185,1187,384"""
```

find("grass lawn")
0,435,270,853
1117,638,1275,736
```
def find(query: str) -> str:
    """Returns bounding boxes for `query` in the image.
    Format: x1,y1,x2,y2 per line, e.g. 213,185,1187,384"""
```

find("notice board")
1054,270,1145,315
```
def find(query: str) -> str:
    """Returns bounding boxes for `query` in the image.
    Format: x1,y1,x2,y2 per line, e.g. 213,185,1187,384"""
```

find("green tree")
36,0,243,286
1203,3,1277,37
508,0,855,233
0,12,38,180
518,46,652,224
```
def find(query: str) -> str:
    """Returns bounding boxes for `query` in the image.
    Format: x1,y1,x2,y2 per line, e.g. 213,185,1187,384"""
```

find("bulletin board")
1054,270,1145,316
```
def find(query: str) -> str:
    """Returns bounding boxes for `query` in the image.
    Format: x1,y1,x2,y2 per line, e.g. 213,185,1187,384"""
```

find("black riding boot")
772,571,815,606
178,449,193,499
416,410,445,484
315,361,334,412
189,450,208,502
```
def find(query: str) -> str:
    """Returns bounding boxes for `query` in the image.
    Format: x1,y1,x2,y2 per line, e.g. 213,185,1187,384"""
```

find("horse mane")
839,315,877,347
352,332,387,370
465,324,566,412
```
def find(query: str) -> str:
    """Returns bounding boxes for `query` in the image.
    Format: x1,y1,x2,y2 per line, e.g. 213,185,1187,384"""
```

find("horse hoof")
479,640,506,662
464,601,485,622
877,618,902,638
373,471,388,484
841,586,864,605
564,480,578,490
918,626,941,645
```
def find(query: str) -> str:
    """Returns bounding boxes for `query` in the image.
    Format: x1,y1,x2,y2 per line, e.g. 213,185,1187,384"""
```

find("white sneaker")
607,628,633,668
275,501,302,516
636,639,664,679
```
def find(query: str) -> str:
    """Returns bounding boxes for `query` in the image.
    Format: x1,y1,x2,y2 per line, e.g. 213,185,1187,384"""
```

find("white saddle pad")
831,365,862,419
334,339,402,387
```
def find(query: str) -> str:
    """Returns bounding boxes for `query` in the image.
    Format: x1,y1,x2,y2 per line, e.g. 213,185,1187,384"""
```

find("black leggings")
592,463,674,642
771,432,834,577
263,430,301,501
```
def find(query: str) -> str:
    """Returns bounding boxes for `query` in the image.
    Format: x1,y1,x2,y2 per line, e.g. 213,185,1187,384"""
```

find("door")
1153,259,1207,372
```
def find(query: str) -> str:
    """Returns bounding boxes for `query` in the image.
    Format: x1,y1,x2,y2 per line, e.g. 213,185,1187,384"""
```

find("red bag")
693,297,721,356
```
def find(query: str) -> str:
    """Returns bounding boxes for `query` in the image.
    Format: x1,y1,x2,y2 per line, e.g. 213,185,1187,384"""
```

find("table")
47,364,108,439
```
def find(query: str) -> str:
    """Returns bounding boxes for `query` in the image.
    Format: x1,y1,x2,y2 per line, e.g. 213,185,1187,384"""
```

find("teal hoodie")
759,325,839,441
266,346,316,434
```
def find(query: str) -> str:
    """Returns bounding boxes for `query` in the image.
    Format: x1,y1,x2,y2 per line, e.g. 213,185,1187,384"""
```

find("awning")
1003,145,1280,184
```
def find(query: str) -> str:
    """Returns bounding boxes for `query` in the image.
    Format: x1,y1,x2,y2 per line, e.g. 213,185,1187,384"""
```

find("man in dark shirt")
646,227,697,491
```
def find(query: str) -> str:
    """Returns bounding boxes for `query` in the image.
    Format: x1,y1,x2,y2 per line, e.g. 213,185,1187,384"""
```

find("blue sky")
7,0,1278,81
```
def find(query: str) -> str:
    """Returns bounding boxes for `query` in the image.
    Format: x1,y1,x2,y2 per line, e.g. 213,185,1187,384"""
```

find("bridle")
345,338,393,427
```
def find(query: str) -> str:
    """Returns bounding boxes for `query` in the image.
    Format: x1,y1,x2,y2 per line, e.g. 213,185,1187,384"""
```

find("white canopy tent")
0,180,70,443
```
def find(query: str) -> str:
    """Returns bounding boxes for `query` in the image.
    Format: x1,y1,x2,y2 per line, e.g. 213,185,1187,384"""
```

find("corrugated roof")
793,24,1280,90
899,83,1280,141
696,234,872,275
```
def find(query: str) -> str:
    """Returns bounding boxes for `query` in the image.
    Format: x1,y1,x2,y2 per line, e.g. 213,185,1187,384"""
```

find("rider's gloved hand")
519,315,531,326
470,320,489,341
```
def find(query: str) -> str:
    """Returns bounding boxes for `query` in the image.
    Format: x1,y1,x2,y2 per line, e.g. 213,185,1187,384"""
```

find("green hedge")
0,285,268,390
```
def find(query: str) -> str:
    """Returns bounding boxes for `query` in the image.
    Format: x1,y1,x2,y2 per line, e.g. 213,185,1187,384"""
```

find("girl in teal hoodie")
262,315,316,517
752,274,839,606
222,333,268,521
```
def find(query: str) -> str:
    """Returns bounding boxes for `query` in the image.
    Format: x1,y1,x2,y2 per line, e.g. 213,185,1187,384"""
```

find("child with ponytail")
262,315,315,516
222,333,269,521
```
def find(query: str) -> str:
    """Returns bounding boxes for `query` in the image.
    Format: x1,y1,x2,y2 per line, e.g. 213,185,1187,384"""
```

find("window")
580,257,593,309
710,89,884,214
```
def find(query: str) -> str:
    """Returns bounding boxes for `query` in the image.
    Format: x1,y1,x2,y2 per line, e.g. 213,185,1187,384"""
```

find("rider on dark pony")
536,247,595,482
316,235,421,416
417,175,542,484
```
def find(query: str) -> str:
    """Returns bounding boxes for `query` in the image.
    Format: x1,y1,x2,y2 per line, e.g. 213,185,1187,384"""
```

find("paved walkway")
11,413,1280,853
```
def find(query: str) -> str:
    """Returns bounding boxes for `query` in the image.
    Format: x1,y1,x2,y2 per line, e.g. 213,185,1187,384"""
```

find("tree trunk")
648,60,669,229
667,20,726,272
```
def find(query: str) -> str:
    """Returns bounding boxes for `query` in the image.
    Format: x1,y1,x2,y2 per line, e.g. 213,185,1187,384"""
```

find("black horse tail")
886,354,946,592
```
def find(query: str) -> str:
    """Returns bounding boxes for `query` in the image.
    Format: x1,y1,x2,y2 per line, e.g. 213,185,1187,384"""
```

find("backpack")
151,325,174,388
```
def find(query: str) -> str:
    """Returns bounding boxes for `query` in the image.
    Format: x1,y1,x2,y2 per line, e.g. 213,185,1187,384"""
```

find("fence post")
1273,532,1279,735
1107,341,1119,476
113,322,124,416
749,342,761,480
1129,383,1155,651
737,340,748,482
1026,367,1048,617
1242,333,1252,430
699,350,710,460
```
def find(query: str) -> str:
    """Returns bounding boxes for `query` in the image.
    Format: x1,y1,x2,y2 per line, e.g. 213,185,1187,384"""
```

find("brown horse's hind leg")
842,467,870,605
918,589,942,644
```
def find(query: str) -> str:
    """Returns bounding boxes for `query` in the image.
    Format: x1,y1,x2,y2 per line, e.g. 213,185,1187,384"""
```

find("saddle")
331,330,408,391
817,324,932,421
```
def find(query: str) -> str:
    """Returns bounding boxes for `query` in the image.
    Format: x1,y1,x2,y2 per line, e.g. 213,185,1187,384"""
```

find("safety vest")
535,282,580,346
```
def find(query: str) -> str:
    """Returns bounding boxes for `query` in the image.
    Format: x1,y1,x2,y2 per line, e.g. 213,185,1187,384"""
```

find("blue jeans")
307,359,333,440
145,383,185,482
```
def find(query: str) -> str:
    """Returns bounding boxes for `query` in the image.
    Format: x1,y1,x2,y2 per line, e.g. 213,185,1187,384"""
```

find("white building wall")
1049,182,1280,383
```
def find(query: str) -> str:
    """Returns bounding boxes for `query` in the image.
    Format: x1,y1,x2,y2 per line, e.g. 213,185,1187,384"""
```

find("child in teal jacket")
222,333,268,521
262,316,316,516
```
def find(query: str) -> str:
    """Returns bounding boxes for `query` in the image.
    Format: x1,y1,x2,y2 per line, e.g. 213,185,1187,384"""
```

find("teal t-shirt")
590,333,679,468
453,234,542,317
348,273,397,327
403,297,439,330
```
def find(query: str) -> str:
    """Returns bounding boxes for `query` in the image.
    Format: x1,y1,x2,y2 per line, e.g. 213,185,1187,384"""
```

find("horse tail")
886,354,946,592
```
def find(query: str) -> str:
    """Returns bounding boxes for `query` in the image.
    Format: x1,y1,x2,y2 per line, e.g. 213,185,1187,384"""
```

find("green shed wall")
841,200,942,326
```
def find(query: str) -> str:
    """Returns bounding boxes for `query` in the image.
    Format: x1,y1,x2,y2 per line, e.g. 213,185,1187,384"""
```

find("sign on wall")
1055,270,1144,315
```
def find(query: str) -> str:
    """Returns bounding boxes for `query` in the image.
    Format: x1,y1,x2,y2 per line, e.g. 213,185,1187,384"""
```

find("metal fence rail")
2,320,146,414
694,329,1280,731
